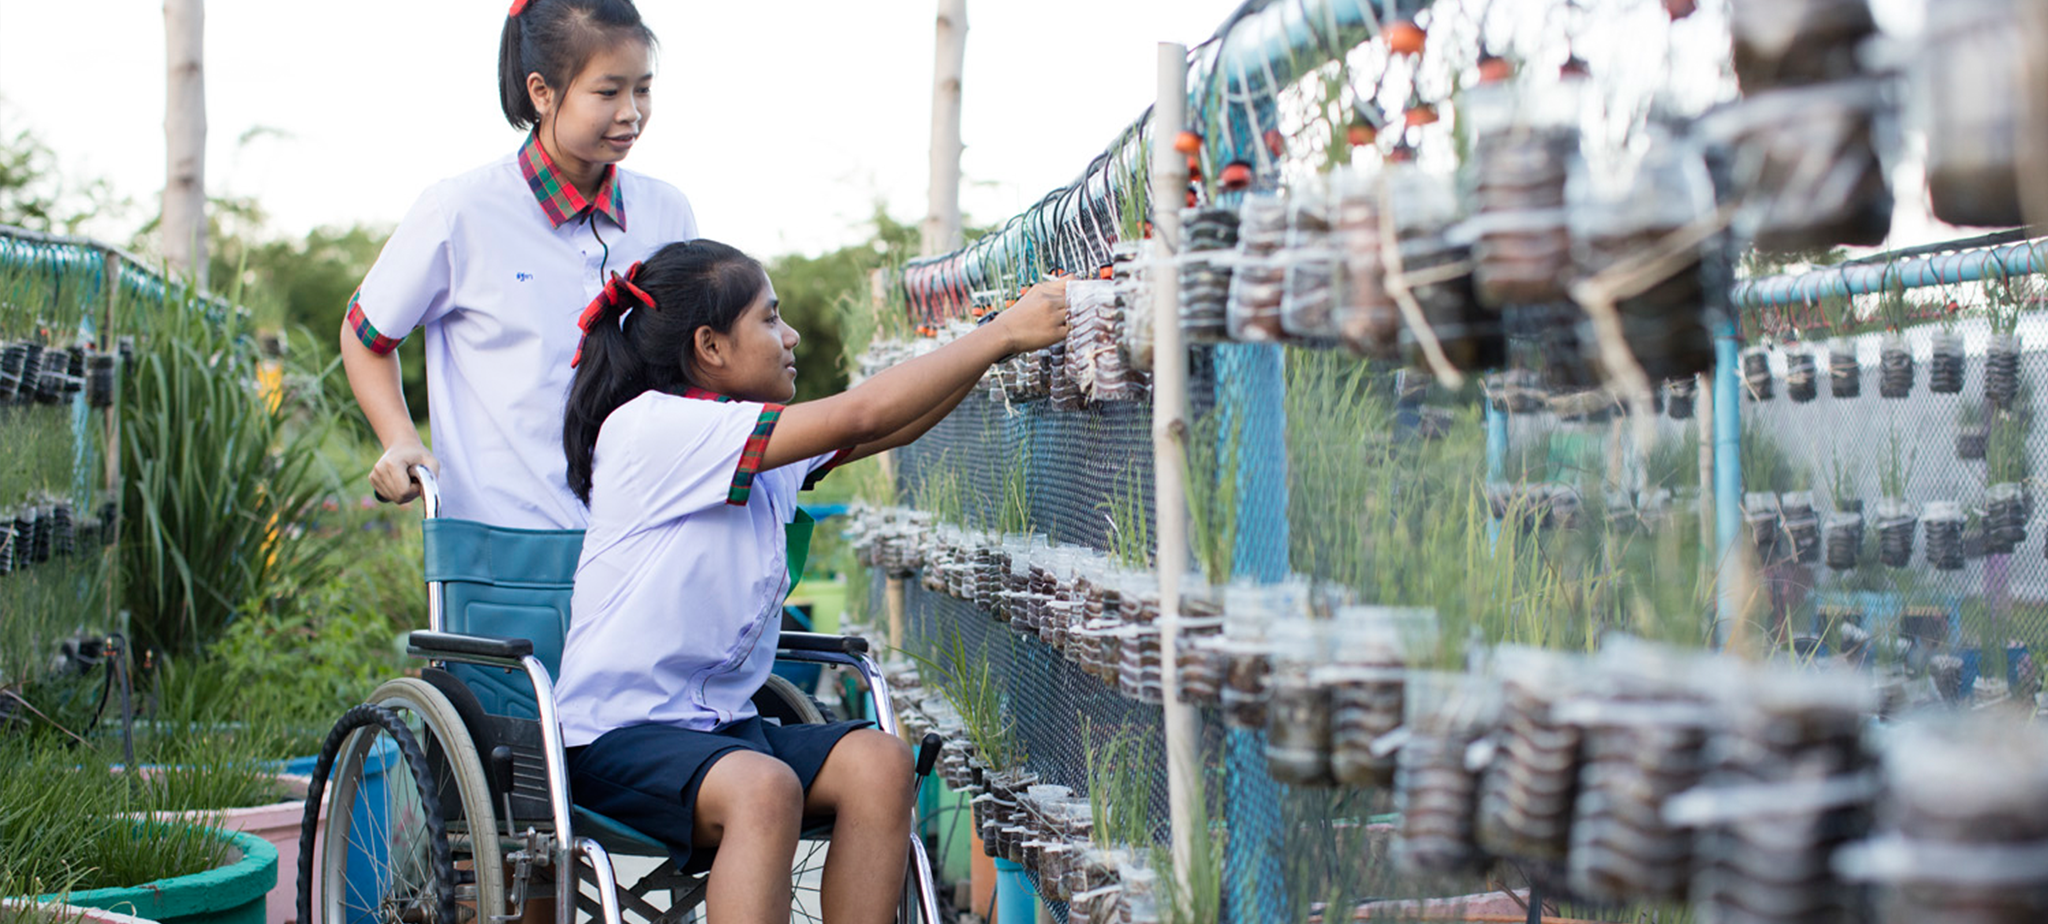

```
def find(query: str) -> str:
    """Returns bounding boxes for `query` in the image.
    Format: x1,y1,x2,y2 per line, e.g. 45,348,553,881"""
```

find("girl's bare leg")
804,730,916,924
694,750,806,924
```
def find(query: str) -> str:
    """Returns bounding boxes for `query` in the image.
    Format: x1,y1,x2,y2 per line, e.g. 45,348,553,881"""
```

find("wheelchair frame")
303,466,940,924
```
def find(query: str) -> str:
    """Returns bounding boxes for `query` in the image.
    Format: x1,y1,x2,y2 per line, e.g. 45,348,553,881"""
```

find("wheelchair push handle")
915,732,942,780
412,464,442,519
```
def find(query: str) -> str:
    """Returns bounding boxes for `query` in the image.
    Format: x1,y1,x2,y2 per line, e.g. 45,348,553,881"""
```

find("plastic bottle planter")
1781,491,1823,564
1394,671,1502,877
1984,333,2021,409
1745,493,1783,562
1174,618,1225,707
35,347,84,404
1226,193,1288,343
1179,207,1239,342
1879,336,1914,399
1111,242,1154,378
1841,722,2048,923
1729,0,1876,94
1825,511,1865,570
1704,80,1892,252
1266,618,1336,785
1568,145,1718,384
1466,80,1579,309
0,521,13,577
1324,606,1431,788
85,350,117,408
1873,498,1918,568
1392,167,1503,374
1784,349,1819,402
1280,189,1341,343
1922,501,1967,571
1958,424,1990,460
1679,665,1877,924
1666,376,1698,420
1920,0,2028,228
1987,482,2029,554
1475,648,1587,868
1928,330,1966,394
1740,350,1776,401
1332,168,1397,358
1563,646,1717,904
0,341,30,403
1830,344,1861,398
1217,585,1280,730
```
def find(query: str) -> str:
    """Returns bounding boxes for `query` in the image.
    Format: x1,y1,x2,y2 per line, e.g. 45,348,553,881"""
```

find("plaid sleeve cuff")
801,447,855,492
727,403,786,506
345,289,405,355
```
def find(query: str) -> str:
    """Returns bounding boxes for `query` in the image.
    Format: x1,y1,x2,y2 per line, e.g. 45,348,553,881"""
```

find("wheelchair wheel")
302,681,508,924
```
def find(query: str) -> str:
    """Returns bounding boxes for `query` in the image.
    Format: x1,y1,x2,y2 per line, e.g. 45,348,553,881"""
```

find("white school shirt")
347,134,699,528
554,389,851,746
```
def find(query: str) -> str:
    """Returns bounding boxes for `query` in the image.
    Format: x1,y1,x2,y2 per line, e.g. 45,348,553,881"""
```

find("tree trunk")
164,0,207,287
922,0,966,258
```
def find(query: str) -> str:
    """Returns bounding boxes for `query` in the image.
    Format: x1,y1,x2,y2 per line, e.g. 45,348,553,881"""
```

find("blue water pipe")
1732,238,2048,309
992,858,1036,924
1711,318,1743,648
1484,395,1507,545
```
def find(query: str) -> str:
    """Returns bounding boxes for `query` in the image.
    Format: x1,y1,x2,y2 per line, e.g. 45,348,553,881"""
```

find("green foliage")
118,297,349,657
1881,427,1915,498
1740,420,1805,494
1183,407,1243,587
996,441,1034,535
1100,462,1153,570
770,206,921,403
1083,718,1158,849
912,454,967,527
0,123,131,236
0,740,235,894
908,628,1022,771
1148,765,1225,924
1987,411,2030,486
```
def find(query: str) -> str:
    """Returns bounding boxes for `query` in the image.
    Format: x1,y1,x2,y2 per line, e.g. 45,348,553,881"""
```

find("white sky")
0,0,1245,257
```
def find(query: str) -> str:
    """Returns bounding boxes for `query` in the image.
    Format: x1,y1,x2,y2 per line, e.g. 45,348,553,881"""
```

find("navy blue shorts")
566,715,872,873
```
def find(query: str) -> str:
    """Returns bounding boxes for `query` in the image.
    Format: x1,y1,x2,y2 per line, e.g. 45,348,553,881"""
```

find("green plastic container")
52,827,276,924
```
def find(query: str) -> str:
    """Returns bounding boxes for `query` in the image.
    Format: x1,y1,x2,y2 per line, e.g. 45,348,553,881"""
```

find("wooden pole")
1151,41,1201,887
870,268,910,652
923,0,967,257
163,0,207,288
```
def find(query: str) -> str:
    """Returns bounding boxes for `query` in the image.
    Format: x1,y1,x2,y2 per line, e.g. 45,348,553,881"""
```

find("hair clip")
508,0,530,17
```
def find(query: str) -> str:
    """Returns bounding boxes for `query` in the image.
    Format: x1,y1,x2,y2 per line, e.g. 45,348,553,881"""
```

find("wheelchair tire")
296,703,459,924
299,681,509,924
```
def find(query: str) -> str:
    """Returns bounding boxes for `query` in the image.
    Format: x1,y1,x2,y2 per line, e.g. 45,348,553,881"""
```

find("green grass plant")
1182,407,1243,588
908,627,1022,771
1082,717,1159,849
119,295,349,657
0,739,233,894
1100,462,1153,570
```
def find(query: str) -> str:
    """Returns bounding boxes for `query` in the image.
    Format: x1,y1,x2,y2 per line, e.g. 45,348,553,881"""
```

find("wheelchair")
296,467,942,924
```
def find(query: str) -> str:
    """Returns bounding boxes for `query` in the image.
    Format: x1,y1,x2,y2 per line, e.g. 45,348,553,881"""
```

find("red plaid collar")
679,386,734,403
518,133,627,230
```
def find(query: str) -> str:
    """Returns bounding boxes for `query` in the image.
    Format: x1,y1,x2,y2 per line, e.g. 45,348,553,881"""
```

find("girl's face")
533,39,653,179
700,277,801,404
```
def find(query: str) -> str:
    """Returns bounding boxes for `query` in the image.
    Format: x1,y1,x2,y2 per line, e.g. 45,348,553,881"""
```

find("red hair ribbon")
508,0,530,16
572,261,655,366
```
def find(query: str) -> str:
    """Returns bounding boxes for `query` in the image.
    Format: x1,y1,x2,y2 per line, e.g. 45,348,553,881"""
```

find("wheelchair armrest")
779,632,869,655
409,630,535,661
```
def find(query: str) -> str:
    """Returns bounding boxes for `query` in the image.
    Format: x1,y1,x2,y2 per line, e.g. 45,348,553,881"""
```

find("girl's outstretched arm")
761,279,1067,471
838,376,977,464
340,317,438,503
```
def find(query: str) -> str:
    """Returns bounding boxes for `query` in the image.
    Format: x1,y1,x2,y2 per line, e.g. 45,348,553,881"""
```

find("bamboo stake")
1151,40,1202,892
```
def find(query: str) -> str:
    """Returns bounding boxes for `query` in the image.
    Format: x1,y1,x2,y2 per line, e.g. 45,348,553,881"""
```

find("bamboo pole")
163,0,207,287
1151,40,1201,886
923,0,967,257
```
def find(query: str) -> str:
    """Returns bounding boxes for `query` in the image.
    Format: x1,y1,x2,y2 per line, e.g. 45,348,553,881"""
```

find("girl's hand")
997,279,1070,354
370,439,439,504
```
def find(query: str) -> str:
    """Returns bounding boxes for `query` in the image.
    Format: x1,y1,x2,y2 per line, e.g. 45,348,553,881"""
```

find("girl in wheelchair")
554,239,1068,924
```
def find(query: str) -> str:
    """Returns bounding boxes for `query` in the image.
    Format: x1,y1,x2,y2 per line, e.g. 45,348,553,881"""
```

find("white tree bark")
922,0,966,258
163,0,207,287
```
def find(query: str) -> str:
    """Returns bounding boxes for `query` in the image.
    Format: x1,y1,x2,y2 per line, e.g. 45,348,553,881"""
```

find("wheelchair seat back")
422,517,585,719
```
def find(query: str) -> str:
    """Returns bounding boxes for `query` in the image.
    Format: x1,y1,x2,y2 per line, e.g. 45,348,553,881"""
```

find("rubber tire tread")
295,703,458,924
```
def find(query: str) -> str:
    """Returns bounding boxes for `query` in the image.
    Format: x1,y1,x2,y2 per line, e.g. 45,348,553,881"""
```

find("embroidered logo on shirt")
515,272,535,282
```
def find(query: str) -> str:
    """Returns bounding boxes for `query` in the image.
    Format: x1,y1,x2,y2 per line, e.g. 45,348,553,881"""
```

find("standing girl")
342,0,696,528
553,239,1067,924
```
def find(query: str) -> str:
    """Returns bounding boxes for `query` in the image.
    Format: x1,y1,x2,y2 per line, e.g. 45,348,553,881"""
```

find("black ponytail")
498,0,657,131
564,239,769,504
